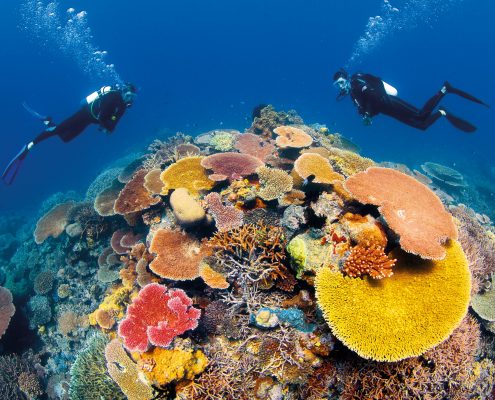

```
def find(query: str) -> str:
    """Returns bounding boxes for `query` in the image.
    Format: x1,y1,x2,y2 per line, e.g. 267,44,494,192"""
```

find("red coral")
118,283,200,352
0,286,15,339
204,192,244,232
201,152,263,182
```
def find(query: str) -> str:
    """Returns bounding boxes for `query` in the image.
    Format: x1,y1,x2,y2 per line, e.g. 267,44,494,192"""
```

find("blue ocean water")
0,0,493,215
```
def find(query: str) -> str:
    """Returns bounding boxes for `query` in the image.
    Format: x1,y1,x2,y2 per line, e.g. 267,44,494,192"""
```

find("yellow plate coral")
315,240,471,362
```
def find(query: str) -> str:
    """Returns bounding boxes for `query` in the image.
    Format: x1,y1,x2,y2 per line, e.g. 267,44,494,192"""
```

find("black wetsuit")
349,73,445,130
33,88,127,144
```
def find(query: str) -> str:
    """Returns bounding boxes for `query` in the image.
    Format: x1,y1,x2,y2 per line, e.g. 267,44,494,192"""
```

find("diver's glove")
362,113,372,126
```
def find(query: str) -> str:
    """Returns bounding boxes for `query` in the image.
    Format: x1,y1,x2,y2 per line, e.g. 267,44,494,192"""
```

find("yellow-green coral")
138,347,208,387
105,339,155,400
256,166,293,201
315,240,471,362
88,285,133,326
471,274,495,321
160,156,215,195
327,148,375,177
210,131,237,151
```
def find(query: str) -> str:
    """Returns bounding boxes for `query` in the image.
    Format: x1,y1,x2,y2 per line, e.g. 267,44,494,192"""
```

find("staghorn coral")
294,153,344,184
315,240,471,362
0,286,15,339
273,126,313,149
114,169,161,215
104,339,155,400
170,188,206,227
343,240,396,279
160,156,215,196
69,334,126,400
137,346,208,387
93,179,124,216
118,283,201,352
204,192,244,232
234,132,275,162
256,166,293,201
34,201,75,244
201,152,264,182
149,229,208,280
345,167,458,260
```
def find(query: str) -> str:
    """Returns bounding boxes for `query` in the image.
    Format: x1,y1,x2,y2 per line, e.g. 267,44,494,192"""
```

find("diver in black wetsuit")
332,69,489,133
2,83,137,185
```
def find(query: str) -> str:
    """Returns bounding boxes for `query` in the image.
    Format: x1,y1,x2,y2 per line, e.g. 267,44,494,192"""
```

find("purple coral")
205,192,244,232
0,287,15,339
201,152,263,182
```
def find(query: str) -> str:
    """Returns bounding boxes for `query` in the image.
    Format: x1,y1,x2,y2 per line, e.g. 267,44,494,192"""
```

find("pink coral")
234,133,275,162
204,192,244,232
201,152,263,182
118,283,200,352
0,286,15,339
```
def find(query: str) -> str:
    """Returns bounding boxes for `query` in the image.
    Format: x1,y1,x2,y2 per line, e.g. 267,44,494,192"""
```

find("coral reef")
0,286,15,339
114,169,161,215
234,132,275,162
160,156,215,195
34,202,75,244
201,152,264,182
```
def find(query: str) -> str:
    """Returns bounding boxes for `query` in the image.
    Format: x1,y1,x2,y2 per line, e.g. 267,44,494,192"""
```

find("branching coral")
0,352,43,400
256,166,293,201
114,169,161,215
149,229,209,280
343,241,396,279
315,240,471,361
160,156,215,195
204,192,244,232
0,286,15,339
294,153,344,184
34,201,75,244
345,167,458,260
201,152,264,182
118,283,201,352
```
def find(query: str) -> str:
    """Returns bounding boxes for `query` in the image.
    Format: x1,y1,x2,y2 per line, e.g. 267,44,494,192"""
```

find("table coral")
114,170,161,215
93,180,125,217
149,229,208,280
421,161,467,187
256,166,293,201
34,201,75,244
234,132,275,162
204,192,244,232
273,126,313,149
345,167,458,260
117,283,200,352
0,286,15,339
143,169,163,195
343,241,396,279
471,275,495,321
199,263,229,289
294,153,344,185
160,156,215,195
315,240,471,362
201,152,264,182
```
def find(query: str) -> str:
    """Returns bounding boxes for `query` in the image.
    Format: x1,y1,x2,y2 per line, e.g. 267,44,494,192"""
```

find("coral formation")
204,192,244,232
114,169,161,215
343,240,396,279
201,152,264,182
93,179,125,216
471,275,495,321
422,161,467,187
160,156,215,195
273,126,313,148
0,286,15,339
34,201,75,244
234,132,275,162
118,283,200,352
143,168,163,195
294,153,344,184
256,166,293,201
315,241,471,361
170,188,206,226
345,167,458,260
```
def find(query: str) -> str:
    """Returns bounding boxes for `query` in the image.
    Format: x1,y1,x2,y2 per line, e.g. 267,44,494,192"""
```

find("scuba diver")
1,83,137,185
332,69,489,133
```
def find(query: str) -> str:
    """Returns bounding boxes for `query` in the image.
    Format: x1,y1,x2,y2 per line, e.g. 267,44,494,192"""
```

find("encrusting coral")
315,240,471,361
345,167,458,260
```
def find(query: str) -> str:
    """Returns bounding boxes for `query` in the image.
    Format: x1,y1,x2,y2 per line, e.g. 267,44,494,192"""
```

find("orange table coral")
114,170,161,215
273,126,313,149
294,153,344,185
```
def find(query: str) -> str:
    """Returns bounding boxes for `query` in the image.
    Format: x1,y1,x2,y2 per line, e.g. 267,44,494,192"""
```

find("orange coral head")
273,126,313,149
149,229,209,280
343,241,396,279
345,167,458,260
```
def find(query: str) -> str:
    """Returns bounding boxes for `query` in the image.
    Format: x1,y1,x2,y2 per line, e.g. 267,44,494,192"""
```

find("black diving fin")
1,144,30,185
445,82,490,108
440,107,477,133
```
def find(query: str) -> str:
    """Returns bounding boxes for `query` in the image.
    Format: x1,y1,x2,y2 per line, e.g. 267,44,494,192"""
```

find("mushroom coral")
315,240,471,362
344,167,458,260
34,201,75,244
201,152,263,182
294,153,344,185
160,156,215,195
114,170,160,215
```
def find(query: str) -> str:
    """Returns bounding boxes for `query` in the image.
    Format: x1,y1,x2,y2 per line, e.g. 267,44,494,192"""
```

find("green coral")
210,131,236,151
69,334,126,400
471,275,495,321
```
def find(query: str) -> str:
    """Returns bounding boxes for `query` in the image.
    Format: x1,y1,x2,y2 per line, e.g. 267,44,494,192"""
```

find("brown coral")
199,263,229,289
294,153,344,185
94,180,124,217
34,201,75,244
149,229,209,280
0,287,15,339
143,169,163,195
344,167,458,260
256,166,293,201
340,212,388,247
234,133,275,162
273,126,313,149
114,170,161,215
343,241,396,279
201,152,264,182
160,156,215,195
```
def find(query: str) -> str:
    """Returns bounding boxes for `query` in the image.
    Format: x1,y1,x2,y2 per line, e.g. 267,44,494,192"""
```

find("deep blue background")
0,0,494,214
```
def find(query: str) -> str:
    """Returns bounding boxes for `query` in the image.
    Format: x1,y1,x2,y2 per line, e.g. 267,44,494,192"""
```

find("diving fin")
444,82,490,108
22,102,56,128
1,144,30,185
440,107,477,133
